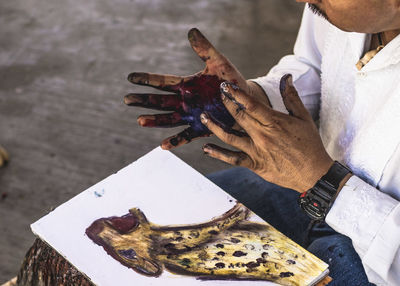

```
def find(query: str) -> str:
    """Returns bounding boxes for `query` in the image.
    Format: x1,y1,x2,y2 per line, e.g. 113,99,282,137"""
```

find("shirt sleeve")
326,176,400,285
250,6,329,120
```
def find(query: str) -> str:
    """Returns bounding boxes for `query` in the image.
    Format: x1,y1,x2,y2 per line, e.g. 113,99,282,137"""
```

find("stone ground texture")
0,0,303,282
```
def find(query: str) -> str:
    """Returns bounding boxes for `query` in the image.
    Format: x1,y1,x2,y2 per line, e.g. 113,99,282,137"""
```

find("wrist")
336,173,353,196
299,161,352,221
301,158,334,193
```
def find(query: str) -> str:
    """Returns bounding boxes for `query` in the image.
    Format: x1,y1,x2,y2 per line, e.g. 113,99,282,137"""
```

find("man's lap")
207,167,373,286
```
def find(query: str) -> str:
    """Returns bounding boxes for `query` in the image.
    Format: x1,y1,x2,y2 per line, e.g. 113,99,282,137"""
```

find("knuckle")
245,100,258,114
223,132,236,143
234,110,247,122
231,154,244,166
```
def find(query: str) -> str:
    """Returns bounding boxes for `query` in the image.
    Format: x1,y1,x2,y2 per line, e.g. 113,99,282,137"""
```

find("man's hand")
124,28,267,150
201,75,334,193
0,145,9,167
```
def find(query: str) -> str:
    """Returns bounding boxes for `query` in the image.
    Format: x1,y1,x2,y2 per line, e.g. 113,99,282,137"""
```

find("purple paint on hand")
168,74,236,135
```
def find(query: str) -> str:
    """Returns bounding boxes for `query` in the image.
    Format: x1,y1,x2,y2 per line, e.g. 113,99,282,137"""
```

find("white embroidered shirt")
252,7,400,285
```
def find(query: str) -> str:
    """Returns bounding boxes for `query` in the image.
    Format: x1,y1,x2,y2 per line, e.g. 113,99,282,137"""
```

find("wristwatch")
299,161,352,221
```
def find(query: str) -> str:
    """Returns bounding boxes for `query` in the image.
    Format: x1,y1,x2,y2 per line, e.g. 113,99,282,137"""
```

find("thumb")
279,74,312,121
188,28,223,64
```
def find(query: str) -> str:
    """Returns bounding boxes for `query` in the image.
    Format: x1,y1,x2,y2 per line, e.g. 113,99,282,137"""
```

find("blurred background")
0,0,304,282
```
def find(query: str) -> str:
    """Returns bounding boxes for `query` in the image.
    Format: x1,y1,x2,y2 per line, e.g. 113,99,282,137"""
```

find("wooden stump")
16,239,93,286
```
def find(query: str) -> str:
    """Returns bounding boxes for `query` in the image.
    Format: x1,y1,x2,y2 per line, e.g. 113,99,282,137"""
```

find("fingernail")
279,74,292,94
202,144,211,154
200,113,209,124
170,137,179,146
220,82,236,101
220,82,230,94
127,72,137,82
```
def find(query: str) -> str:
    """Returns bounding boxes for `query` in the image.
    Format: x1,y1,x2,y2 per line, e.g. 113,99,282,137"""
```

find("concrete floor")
0,0,304,282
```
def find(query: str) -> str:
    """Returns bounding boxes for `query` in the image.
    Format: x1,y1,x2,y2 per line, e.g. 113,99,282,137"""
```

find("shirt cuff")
326,175,398,256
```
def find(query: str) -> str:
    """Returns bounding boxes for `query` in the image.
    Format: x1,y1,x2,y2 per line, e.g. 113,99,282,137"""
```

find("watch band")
299,161,352,221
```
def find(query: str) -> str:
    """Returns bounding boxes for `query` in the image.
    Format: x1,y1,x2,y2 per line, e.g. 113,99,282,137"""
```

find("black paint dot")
262,244,271,250
215,262,225,268
233,251,247,257
246,261,259,268
287,260,296,265
216,251,225,256
216,244,224,249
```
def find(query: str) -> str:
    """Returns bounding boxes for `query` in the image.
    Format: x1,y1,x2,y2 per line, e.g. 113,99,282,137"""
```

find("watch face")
298,193,325,221
299,162,352,221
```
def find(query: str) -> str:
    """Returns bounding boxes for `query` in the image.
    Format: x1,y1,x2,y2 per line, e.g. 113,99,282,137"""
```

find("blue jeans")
207,167,374,286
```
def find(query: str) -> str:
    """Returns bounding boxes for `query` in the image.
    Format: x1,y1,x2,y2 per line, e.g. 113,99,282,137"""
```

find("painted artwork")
31,148,328,286
86,203,327,286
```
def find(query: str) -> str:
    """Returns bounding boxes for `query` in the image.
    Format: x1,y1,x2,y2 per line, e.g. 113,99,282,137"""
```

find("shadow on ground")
0,0,304,282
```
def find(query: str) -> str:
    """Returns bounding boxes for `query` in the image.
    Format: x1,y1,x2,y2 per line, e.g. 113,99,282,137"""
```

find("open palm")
124,28,249,150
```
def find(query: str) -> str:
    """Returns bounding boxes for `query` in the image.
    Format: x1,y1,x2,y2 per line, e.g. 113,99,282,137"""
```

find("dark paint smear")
85,218,162,277
216,244,224,249
168,74,236,135
180,258,191,267
118,249,137,260
256,258,267,264
216,251,225,257
215,262,226,269
105,214,138,234
230,238,241,243
279,271,294,278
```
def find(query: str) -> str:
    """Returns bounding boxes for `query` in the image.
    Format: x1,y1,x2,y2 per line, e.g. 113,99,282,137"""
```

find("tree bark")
16,239,93,286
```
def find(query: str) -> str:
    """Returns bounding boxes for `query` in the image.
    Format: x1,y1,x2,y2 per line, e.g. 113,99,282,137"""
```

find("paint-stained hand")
0,146,9,168
201,75,334,193
124,28,267,150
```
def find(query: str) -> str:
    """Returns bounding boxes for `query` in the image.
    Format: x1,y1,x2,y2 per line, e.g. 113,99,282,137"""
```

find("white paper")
31,147,277,285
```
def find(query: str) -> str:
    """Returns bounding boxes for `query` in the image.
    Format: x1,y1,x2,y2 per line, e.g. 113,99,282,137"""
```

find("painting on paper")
32,148,328,286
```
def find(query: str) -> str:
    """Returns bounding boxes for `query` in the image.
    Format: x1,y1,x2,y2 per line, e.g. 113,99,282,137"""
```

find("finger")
188,28,223,64
124,93,182,111
220,82,274,126
137,112,186,128
279,74,313,121
200,112,251,151
127,72,186,92
202,144,253,168
161,127,210,150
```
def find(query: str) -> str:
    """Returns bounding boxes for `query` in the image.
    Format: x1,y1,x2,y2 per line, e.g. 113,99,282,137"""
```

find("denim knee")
307,235,373,286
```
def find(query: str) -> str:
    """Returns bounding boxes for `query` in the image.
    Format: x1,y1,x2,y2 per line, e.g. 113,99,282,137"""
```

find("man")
124,1,400,284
